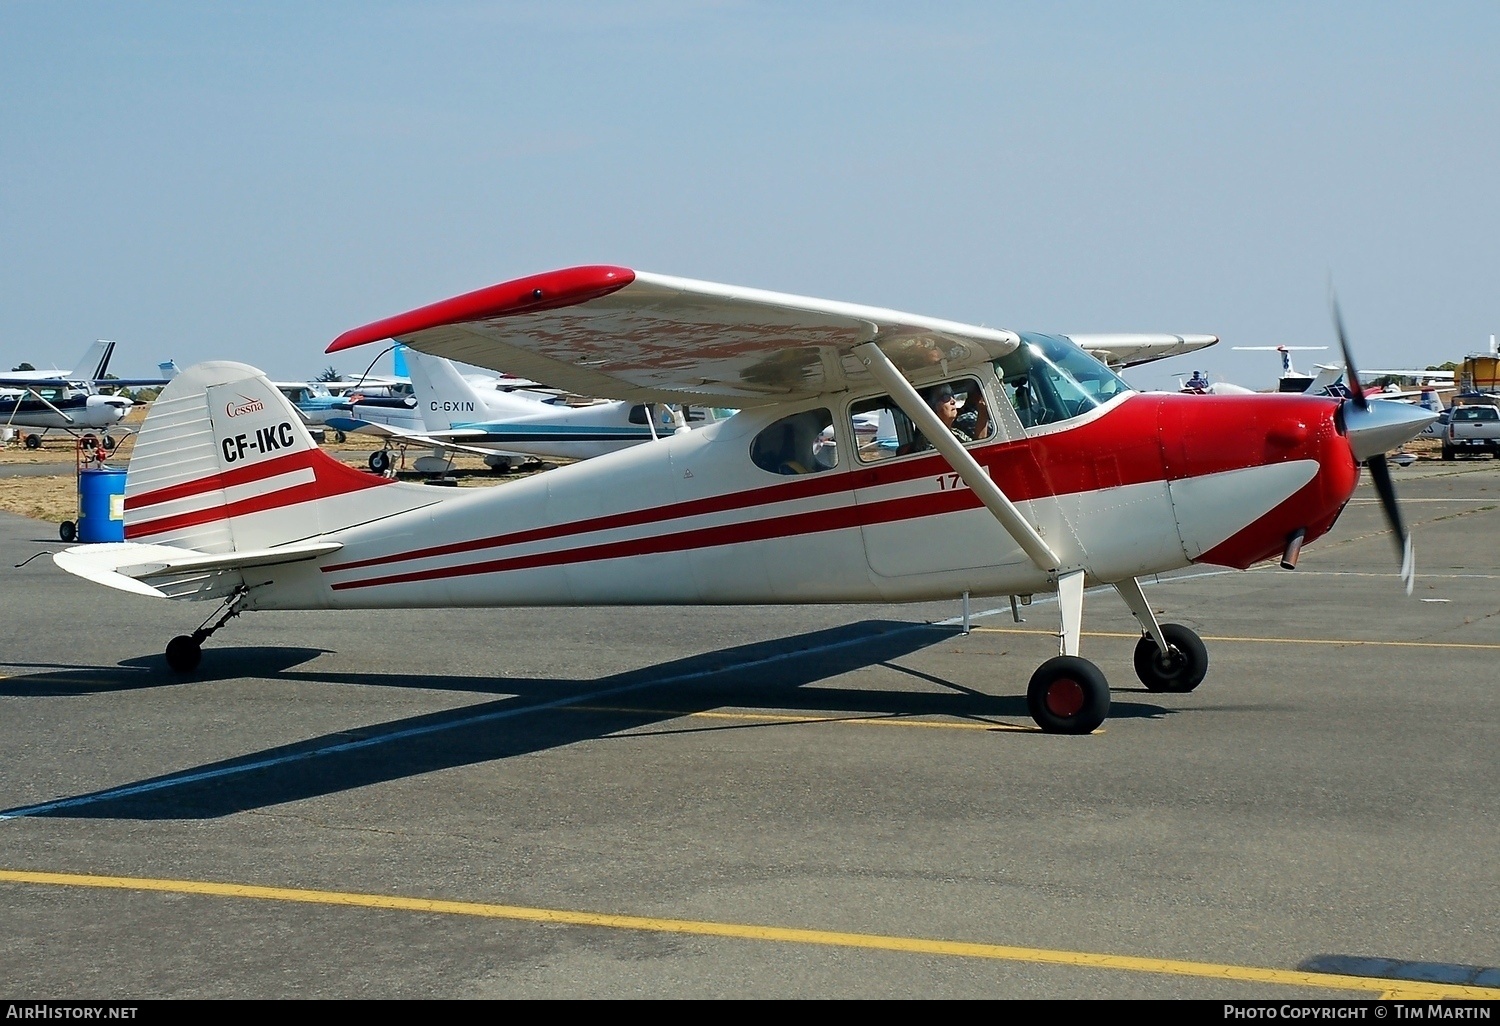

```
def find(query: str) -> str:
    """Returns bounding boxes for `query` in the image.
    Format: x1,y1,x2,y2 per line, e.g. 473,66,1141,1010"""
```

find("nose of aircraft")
1340,399,1438,462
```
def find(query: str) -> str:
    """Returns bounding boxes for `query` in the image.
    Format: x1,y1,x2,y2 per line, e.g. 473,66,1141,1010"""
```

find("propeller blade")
1365,452,1414,594
1329,289,1367,410
1329,287,1425,595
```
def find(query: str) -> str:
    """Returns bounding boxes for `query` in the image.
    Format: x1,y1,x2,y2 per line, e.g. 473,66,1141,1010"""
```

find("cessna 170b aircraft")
52,266,1435,734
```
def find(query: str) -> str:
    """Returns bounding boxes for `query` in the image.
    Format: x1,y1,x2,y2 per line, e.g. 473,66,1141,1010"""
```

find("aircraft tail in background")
70,340,115,384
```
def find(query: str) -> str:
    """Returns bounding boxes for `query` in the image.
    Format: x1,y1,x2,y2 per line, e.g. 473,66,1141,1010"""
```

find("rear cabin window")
750,409,838,475
1454,407,1499,422
850,376,993,463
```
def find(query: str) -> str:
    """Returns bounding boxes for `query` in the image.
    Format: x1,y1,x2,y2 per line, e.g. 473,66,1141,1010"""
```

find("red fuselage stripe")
329,488,977,591
322,395,1180,576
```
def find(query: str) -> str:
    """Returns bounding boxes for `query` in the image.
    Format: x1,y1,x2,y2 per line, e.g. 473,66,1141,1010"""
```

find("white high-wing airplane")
401,348,687,471
1,345,178,449
0,385,135,448
52,266,1436,735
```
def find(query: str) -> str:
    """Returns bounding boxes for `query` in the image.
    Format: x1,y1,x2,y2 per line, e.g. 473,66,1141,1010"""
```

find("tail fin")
406,349,544,428
124,361,440,554
69,340,114,384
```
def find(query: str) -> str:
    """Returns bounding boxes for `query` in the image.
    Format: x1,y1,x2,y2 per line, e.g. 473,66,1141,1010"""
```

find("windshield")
996,333,1132,428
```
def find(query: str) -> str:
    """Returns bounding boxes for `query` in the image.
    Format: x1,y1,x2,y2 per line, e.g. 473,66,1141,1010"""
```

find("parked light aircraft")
1,344,178,449
52,266,1436,735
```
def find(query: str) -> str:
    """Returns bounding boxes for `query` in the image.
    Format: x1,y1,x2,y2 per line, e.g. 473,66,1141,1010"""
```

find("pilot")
906,383,990,453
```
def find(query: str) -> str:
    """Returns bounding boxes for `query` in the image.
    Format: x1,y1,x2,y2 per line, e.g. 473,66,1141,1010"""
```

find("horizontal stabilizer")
54,540,343,597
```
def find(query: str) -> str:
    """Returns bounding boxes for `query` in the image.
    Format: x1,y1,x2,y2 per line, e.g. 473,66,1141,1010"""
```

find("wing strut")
15,387,78,425
853,341,1060,572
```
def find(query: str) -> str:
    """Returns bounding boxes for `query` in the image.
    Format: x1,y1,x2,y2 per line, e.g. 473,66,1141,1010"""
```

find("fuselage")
242,388,1360,612
0,391,130,430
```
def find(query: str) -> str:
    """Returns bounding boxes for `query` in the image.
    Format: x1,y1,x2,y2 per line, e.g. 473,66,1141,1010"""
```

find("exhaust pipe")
1281,528,1306,570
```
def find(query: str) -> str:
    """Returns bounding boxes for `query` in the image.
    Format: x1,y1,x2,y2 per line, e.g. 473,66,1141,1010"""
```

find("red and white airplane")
52,266,1436,734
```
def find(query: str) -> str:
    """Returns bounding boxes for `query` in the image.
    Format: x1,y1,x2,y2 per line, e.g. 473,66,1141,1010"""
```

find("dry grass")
0,406,529,526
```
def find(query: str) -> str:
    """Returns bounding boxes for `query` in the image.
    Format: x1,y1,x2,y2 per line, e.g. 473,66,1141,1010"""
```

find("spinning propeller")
1329,294,1435,595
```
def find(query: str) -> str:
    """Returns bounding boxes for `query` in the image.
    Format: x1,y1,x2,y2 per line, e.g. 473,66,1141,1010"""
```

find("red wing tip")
326,264,637,353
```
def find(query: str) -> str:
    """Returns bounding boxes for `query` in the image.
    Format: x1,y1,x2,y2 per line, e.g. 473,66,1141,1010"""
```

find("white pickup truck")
1441,403,1500,460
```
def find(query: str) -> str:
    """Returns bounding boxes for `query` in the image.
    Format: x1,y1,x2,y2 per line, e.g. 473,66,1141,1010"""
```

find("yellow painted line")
971,628,1500,650
572,705,1036,732
1,869,1492,998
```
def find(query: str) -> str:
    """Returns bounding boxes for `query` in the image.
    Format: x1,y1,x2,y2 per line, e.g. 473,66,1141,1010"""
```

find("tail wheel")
1027,656,1110,735
1133,623,1209,693
165,635,202,674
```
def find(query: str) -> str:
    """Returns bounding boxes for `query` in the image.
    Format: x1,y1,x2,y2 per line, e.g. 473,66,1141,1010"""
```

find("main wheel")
334,430,347,443
1027,656,1110,735
102,434,117,449
368,449,392,473
1133,623,1209,693
81,434,98,449
165,635,202,674
24,434,41,450
59,520,76,542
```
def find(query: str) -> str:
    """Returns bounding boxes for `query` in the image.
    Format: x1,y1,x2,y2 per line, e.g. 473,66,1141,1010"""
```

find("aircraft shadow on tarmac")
3,620,1175,820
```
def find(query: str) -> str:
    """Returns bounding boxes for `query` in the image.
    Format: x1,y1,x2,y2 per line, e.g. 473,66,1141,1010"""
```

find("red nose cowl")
1156,394,1359,569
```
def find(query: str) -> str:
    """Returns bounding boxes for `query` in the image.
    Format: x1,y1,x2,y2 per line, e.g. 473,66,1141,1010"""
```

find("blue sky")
2,1,1496,391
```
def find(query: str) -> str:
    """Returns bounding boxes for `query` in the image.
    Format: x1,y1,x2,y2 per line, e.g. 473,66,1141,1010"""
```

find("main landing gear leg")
1114,576,1209,693
165,586,249,674
1027,569,1110,735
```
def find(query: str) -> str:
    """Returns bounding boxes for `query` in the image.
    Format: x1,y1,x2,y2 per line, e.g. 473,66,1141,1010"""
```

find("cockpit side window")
998,333,1131,428
750,409,838,475
850,376,994,463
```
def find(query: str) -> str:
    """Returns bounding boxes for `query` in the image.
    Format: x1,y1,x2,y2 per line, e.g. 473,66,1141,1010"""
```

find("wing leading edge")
328,266,1022,407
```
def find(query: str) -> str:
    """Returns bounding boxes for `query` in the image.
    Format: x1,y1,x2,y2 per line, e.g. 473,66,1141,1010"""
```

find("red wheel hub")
1045,678,1085,717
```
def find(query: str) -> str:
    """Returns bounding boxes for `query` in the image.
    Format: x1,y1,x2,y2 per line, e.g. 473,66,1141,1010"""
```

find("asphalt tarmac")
1,459,1497,999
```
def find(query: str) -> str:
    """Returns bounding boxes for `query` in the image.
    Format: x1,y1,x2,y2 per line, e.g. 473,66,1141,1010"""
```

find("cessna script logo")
225,395,265,417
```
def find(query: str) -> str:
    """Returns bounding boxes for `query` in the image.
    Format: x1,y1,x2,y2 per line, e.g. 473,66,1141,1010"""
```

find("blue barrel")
77,467,128,543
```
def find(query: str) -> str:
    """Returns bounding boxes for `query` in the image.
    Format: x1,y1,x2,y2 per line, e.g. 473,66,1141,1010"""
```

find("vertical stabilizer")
124,362,440,553
406,349,545,429
68,340,114,385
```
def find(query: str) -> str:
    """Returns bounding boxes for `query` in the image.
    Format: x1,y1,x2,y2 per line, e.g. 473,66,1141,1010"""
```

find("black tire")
102,435,117,449
1442,446,1455,461
24,434,41,450
1027,656,1110,735
81,434,98,450
59,521,76,543
1133,623,1210,693
368,449,391,473
165,635,202,674
334,431,346,443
